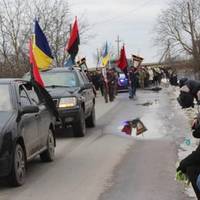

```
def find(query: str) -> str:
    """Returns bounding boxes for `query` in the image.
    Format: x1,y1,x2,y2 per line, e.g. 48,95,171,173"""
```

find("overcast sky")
70,0,171,67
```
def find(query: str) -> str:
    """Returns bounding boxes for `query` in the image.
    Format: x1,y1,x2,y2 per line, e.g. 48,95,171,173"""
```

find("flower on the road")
121,118,147,136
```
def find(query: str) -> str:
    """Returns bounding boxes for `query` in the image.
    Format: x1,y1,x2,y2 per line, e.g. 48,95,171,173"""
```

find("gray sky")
70,0,171,67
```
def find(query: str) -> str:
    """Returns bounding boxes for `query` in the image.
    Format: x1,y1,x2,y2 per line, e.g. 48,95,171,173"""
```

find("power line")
93,0,156,26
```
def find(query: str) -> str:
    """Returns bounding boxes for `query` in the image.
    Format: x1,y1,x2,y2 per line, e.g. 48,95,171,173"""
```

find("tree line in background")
0,0,90,78
154,0,200,73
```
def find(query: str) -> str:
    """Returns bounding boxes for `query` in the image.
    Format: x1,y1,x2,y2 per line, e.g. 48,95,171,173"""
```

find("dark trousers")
99,84,104,96
108,84,114,102
129,83,136,98
187,166,200,199
103,85,108,103
179,150,200,199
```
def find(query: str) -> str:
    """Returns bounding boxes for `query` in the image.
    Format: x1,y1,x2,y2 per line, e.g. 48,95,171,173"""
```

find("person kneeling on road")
177,79,200,108
177,115,200,199
177,79,200,199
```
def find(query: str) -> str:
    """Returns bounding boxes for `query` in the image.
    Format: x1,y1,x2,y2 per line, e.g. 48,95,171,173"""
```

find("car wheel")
9,143,26,186
73,108,86,137
40,129,55,162
86,105,96,128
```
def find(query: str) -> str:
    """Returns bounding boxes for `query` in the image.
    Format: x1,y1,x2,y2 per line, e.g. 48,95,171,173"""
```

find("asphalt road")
0,88,194,200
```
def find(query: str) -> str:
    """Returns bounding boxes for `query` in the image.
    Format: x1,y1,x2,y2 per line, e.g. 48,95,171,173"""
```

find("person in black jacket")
107,69,116,102
177,115,200,199
128,66,137,99
177,79,200,108
176,79,200,199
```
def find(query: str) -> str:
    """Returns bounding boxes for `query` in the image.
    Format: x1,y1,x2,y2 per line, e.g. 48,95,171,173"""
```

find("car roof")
0,78,29,84
40,67,80,73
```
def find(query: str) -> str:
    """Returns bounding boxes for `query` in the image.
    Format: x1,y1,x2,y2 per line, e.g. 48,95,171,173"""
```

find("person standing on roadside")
138,68,145,89
128,66,137,99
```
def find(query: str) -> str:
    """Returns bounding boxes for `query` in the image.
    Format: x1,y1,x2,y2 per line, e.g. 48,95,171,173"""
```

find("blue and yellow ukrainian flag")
32,20,53,70
102,42,110,67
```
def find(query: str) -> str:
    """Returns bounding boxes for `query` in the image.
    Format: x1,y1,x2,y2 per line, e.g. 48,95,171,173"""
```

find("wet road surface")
0,88,193,200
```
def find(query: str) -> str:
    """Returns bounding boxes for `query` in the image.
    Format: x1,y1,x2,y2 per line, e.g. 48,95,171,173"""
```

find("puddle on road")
118,115,165,140
121,118,147,137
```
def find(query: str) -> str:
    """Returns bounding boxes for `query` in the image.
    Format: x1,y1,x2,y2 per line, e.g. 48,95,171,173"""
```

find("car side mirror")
21,105,39,115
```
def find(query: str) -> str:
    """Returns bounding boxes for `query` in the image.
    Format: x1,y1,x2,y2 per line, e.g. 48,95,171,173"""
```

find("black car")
0,79,56,186
25,67,96,137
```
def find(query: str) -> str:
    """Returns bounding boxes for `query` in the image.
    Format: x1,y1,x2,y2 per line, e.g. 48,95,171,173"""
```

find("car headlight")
59,97,77,108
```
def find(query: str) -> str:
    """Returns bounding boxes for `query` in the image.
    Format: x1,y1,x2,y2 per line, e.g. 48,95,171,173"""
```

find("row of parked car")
0,67,96,186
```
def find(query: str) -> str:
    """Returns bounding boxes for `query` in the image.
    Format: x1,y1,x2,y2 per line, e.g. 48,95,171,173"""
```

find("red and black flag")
116,45,128,77
65,17,80,62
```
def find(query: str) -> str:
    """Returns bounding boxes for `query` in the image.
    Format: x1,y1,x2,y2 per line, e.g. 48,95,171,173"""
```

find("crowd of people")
87,66,171,102
127,66,165,99
89,68,118,103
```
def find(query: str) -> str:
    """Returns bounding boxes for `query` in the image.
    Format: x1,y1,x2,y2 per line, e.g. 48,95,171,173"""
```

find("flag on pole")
29,39,59,120
29,39,44,87
102,42,110,67
32,20,53,70
65,17,80,62
132,54,143,68
96,48,101,68
116,45,128,76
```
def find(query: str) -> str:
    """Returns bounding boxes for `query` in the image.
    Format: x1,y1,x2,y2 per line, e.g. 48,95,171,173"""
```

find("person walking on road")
128,66,137,99
107,69,115,102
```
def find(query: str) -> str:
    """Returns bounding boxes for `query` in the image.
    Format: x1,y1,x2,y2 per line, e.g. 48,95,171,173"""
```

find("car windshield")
41,71,79,87
0,84,12,111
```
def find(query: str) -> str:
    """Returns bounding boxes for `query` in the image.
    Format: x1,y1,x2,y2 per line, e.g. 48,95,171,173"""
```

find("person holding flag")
65,17,80,65
116,45,138,99
101,42,110,67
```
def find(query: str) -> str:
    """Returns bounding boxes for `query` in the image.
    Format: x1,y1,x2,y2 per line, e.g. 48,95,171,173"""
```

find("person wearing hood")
177,78,200,199
177,114,200,199
177,79,200,109
179,78,188,88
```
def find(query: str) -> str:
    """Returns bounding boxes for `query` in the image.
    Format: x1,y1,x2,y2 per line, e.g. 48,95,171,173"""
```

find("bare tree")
154,0,200,70
0,0,91,77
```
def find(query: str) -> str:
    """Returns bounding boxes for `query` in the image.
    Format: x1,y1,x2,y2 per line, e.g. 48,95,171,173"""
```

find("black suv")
38,67,96,137
0,79,56,186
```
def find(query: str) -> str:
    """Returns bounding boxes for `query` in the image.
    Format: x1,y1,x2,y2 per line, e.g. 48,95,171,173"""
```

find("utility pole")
96,48,100,67
115,35,121,58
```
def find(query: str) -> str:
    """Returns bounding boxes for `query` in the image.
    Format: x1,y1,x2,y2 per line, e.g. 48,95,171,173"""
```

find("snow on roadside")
168,84,198,199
